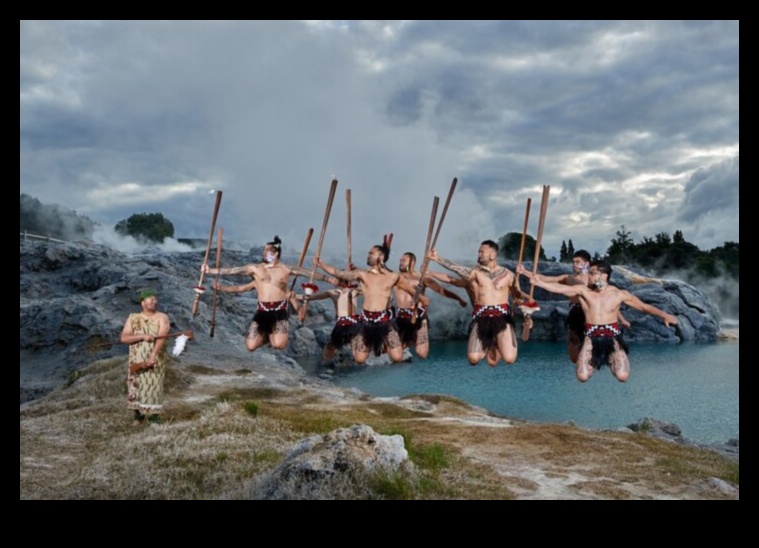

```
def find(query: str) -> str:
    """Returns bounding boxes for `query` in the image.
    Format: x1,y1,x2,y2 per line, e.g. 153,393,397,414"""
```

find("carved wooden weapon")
210,227,223,338
192,190,223,316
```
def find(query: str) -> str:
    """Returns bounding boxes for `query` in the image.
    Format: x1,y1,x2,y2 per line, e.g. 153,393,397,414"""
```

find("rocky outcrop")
20,240,724,402
250,424,411,499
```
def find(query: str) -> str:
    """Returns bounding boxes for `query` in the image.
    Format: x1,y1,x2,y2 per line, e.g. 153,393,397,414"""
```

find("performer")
518,249,629,363
395,251,467,359
428,240,523,366
314,238,428,364
202,235,338,353
298,285,362,362
120,289,171,425
526,260,678,383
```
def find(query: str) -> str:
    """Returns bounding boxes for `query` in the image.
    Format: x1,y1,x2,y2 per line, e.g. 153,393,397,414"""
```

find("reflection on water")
304,340,739,446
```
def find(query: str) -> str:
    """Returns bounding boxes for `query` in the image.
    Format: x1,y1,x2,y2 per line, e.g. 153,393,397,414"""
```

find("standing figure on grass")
120,289,170,426
522,260,678,383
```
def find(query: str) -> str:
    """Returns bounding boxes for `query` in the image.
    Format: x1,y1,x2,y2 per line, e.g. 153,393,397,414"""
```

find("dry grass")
20,356,738,500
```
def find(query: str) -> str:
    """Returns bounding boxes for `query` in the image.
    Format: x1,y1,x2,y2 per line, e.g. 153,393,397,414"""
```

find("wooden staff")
409,196,439,324
192,190,223,316
345,188,354,316
209,227,223,338
289,227,315,293
299,178,338,322
98,330,195,348
412,177,458,321
522,186,550,341
346,189,352,270
517,198,532,274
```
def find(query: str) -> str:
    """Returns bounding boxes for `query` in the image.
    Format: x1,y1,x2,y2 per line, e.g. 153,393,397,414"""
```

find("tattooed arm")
428,248,473,279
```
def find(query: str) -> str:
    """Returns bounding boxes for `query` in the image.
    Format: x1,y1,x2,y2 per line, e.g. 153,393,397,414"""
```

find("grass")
20,356,739,500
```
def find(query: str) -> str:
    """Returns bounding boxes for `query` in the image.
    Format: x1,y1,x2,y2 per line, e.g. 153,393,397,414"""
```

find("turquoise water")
311,340,739,446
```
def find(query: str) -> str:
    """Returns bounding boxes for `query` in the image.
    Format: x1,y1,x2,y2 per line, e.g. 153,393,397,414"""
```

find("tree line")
21,194,173,244
497,224,738,281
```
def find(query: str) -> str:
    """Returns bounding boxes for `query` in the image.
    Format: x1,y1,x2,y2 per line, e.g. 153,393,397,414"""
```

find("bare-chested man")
315,243,428,364
395,251,467,359
428,240,523,366
518,249,629,363
297,285,361,361
202,235,338,352
526,259,678,383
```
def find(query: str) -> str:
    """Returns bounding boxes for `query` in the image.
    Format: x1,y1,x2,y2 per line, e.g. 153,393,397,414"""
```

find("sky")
20,20,739,263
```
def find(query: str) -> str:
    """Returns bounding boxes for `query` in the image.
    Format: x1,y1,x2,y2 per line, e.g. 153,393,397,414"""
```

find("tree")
497,232,546,261
115,212,174,243
606,225,634,264
559,241,568,262
567,239,575,260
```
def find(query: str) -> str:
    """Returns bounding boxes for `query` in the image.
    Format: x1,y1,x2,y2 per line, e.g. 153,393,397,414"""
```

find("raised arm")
287,263,342,286
428,248,473,279
621,292,678,328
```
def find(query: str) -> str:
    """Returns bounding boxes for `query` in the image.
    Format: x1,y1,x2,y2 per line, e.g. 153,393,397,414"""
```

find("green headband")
139,289,156,301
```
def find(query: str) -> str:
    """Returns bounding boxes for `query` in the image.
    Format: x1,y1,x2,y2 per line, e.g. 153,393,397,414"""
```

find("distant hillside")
20,194,98,241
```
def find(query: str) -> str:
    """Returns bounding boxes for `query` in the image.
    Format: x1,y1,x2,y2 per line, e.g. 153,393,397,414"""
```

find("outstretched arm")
531,275,584,298
422,276,468,307
313,257,362,282
287,264,341,286
622,292,678,328
397,276,430,307
202,263,256,277
216,279,257,294
428,248,473,279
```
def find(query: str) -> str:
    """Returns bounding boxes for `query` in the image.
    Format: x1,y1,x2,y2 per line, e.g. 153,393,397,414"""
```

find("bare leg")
496,325,518,365
567,333,581,364
352,334,369,365
575,337,595,382
386,329,404,362
267,320,289,350
609,340,630,382
414,320,430,359
322,344,337,360
246,322,267,352
467,325,486,365
485,348,500,367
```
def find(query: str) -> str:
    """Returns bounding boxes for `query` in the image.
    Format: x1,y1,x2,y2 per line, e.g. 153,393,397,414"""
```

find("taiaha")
192,190,223,316
345,188,355,316
289,227,315,314
299,178,338,322
521,185,550,342
209,227,223,338
412,177,458,323
99,330,195,348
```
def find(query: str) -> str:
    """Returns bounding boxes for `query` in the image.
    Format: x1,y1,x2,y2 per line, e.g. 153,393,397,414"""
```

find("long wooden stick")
517,198,532,268
412,177,458,320
299,179,338,322
192,191,223,316
409,196,439,324
209,227,223,338
98,330,195,348
289,227,315,293
346,189,352,269
523,186,550,341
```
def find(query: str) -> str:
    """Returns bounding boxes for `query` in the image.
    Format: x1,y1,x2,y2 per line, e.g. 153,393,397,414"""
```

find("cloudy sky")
20,20,739,263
